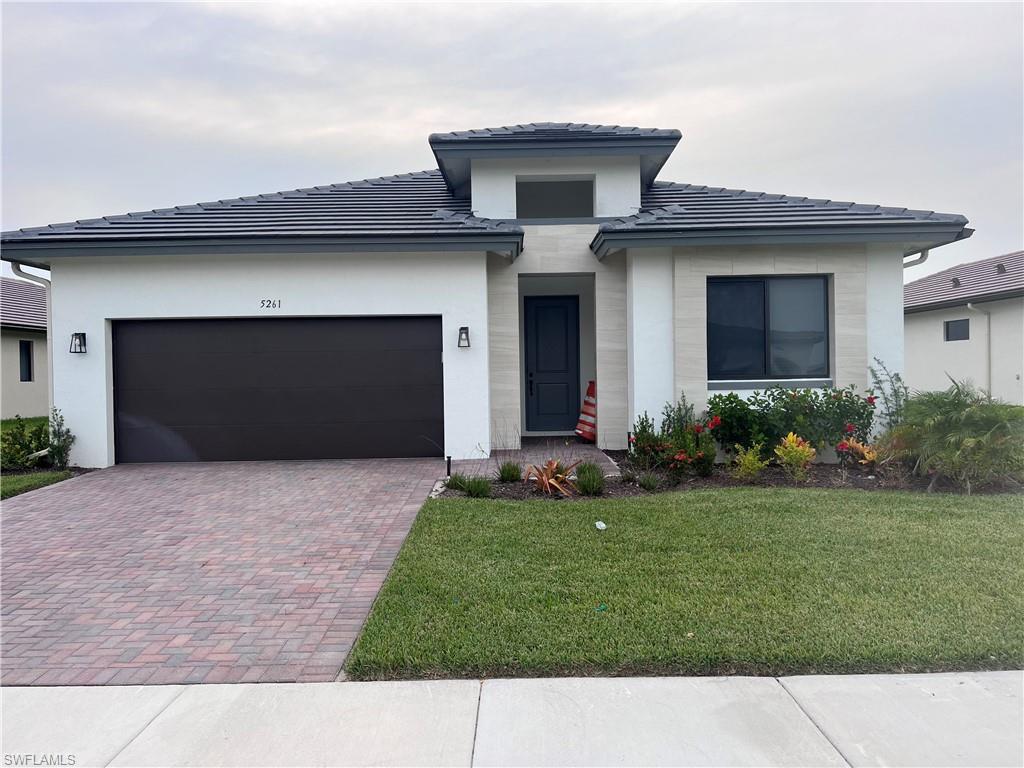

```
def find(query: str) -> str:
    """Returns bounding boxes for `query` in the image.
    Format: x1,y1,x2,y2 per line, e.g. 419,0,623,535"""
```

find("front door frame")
522,294,581,433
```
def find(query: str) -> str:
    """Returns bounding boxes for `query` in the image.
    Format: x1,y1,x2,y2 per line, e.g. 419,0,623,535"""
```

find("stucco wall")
49,251,491,467
471,156,641,219
670,243,903,413
1,328,48,418
905,297,1024,403
487,224,628,450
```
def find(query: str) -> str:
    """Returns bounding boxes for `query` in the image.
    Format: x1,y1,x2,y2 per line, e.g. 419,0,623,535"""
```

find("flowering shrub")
774,432,817,481
630,396,719,478
708,386,875,457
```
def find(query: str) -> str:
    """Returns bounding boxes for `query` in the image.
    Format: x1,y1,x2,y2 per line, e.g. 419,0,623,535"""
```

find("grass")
347,488,1024,680
1,415,47,435
1,470,72,499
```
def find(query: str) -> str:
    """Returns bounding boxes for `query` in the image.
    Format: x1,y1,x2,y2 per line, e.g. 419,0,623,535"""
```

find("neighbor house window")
944,318,969,341
19,340,33,382
707,276,829,380
515,178,594,219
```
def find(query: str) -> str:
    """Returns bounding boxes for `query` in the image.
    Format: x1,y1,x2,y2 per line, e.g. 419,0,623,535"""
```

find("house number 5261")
260,299,281,309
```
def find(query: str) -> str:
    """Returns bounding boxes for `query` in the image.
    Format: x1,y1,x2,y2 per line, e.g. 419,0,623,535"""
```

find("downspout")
903,248,929,269
966,302,992,394
10,263,53,414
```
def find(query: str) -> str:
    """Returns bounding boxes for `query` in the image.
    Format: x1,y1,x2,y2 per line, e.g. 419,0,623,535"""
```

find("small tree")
47,408,76,470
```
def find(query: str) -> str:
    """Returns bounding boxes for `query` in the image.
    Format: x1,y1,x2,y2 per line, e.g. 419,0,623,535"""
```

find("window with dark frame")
944,318,970,341
19,340,33,382
707,275,829,380
515,179,595,219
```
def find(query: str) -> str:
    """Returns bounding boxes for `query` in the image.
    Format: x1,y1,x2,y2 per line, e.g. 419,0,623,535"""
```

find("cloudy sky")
2,1,1021,279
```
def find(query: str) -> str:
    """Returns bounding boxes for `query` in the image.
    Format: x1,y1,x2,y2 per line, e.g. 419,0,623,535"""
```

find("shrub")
660,394,696,438
666,423,717,479
496,461,522,482
731,443,769,481
446,473,470,492
774,432,817,482
638,472,660,492
869,357,910,429
708,387,875,456
1,416,48,470
47,409,75,470
628,412,666,470
462,476,492,498
574,462,605,496
884,381,1024,493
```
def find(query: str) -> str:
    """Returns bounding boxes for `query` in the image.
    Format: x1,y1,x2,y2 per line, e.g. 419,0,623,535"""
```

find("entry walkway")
2,671,1020,766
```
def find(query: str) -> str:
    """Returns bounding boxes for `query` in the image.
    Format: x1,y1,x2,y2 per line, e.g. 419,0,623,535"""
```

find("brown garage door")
113,317,444,463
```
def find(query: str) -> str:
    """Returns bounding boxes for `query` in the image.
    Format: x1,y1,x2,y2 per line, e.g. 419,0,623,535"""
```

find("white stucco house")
1,276,49,419
904,251,1023,403
0,122,972,468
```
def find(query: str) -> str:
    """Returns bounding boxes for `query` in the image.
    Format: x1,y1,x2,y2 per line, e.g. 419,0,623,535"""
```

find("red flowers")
836,441,850,453
707,415,722,430
866,395,877,406
693,424,704,434
844,423,856,434
628,435,637,444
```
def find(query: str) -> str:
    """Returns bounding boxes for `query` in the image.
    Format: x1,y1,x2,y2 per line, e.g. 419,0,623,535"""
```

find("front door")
524,295,581,432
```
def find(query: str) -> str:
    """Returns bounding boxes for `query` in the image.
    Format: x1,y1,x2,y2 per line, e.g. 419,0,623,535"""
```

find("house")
1,276,49,419
0,122,972,467
904,251,1023,404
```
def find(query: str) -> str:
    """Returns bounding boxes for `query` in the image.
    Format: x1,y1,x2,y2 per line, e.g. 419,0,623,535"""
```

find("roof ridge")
905,251,1024,289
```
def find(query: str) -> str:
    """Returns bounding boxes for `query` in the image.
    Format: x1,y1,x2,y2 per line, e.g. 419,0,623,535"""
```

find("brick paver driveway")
1,460,442,686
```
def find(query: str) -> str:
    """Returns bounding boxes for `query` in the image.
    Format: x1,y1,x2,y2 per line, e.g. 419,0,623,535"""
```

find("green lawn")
1,415,47,434
347,488,1024,680
1,470,72,499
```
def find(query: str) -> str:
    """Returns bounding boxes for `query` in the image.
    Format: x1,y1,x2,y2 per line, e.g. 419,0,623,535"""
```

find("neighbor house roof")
0,170,524,265
590,181,972,257
0,276,47,331
904,251,1024,313
429,122,682,196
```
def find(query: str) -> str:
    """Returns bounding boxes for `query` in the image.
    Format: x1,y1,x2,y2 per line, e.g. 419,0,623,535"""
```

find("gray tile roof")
590,182,971,255
904,251,1024,312
1,170,521,245
428,122,681,144
1,277,47,330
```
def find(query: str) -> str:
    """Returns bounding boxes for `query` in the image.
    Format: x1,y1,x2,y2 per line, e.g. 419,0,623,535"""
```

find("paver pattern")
1,459,442,686
452,438,619,478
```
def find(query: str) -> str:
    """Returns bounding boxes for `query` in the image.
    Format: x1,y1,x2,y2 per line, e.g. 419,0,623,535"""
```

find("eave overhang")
0,231,525,268
590,223,974,260
904,288,1024,315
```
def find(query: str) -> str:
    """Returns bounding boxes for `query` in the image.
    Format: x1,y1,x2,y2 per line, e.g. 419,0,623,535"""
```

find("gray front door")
524,295,580,432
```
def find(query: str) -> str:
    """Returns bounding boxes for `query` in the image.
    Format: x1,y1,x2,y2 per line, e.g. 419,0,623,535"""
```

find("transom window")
944,318,969,341
707,276,830,380
515,178,594,219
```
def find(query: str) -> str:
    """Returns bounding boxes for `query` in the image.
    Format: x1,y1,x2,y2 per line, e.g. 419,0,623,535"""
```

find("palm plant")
884,380,1024,493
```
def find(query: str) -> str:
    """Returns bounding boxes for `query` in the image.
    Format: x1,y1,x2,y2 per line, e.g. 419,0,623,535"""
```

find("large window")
515,179,594,219
19,340,33,382
707,276,829,380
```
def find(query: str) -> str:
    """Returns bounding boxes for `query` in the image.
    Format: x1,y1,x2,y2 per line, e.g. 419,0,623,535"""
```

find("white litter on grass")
595,521,607,530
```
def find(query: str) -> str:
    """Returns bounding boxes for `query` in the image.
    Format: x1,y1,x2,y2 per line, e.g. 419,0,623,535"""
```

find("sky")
2,1,1022,281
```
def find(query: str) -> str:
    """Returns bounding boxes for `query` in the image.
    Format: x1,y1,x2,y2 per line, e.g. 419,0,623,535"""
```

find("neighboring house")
1,276,48,419
904,251,1024,404
0,122,972,467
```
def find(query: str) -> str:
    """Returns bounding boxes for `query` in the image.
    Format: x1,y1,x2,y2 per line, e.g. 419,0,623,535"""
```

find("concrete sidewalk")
2,671,1020,767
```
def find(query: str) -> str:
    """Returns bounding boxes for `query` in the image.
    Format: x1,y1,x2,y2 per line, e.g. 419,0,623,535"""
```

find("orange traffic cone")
575,381,597,442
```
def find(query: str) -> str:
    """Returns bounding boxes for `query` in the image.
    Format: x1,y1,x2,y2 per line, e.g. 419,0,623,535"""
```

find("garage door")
112,317,444,463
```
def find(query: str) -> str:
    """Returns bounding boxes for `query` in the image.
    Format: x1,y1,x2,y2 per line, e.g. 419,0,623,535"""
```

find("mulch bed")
440,458,1021,500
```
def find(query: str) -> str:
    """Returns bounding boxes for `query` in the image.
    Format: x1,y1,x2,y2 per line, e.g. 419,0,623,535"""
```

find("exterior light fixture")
69,332,87,353
458,326,471,348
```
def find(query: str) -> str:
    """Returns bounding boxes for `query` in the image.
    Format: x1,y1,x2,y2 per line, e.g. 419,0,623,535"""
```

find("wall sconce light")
457,326,471,348
69,332,87,354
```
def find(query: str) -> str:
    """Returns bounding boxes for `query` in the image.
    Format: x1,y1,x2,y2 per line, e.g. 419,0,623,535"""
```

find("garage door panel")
113,317,444,462
116,384,444,427
115,349,442,390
